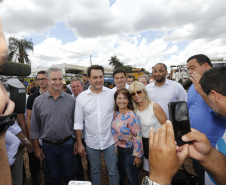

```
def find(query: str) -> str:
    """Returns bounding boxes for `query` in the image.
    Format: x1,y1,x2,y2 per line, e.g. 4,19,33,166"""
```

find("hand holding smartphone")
168,101,191,145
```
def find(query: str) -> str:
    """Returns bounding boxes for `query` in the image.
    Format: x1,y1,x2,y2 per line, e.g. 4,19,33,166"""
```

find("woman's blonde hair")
128,81,151,111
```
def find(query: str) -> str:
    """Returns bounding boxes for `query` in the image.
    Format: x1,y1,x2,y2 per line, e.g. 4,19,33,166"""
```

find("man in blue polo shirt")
187,54,226,184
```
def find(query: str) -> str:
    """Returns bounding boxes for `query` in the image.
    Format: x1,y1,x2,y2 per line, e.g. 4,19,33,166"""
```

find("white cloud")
1,0,226,72
164,45,178,55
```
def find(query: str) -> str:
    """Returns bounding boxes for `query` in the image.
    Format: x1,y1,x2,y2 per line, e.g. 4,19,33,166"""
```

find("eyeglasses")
131,90,142,97
37,78,46,81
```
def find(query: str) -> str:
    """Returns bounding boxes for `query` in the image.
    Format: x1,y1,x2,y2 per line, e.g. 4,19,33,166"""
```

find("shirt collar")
209,107,226,120
45,90,65,98
153,78,168,86
87,86,106,95
84,80,89,84
71,93,77,100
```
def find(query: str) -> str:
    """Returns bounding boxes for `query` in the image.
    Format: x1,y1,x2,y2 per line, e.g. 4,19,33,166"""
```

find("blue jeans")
117,147,139,185
42,137,75,185
86,144,119,185
28,149,52,183
42,159,52,183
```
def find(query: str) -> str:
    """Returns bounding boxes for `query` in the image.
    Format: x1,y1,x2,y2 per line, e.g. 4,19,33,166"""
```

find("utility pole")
90,55,92,66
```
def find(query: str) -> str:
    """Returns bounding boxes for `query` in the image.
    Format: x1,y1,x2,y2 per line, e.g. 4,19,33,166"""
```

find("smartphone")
68,181,92,185
0,113,17,133
168,101,191,145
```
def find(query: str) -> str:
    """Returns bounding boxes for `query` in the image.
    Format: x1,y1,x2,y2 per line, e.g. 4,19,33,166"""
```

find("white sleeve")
177,83,187,102
5,131,20,165
8,120,22,135
74,96,84,130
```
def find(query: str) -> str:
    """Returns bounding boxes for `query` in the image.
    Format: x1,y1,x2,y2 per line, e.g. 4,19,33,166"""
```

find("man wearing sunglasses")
146,63,187,119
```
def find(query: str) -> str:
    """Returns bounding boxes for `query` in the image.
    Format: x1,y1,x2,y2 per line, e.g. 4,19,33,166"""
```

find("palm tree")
109,56,124,69
8,37,33,65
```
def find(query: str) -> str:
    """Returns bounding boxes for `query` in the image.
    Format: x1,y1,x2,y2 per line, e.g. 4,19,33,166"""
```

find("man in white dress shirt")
146,63,187,119
112,68,129,91
74,65,119,185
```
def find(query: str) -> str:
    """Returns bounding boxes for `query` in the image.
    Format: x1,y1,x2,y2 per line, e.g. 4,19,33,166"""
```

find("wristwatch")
142,176,170,185
22,137,28,143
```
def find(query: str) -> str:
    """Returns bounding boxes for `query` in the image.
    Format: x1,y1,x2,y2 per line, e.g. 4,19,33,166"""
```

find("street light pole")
90,55,92,66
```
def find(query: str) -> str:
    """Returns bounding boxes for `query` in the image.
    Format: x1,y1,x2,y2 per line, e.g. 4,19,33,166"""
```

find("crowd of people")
1,15,226,185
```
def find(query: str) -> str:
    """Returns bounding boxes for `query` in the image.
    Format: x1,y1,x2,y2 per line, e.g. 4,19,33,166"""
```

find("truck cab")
104,73,115,89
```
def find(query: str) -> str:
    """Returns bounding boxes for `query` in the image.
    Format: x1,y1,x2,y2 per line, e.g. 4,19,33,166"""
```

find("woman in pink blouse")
111,88,143,185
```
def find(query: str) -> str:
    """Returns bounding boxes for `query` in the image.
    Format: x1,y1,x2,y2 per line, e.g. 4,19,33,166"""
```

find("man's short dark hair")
30,79,34,83
82,74,88,77
154,63,167,71
199,66,226,96
36,70,46,79
187,54,213,67
113,68,126,78
37,70,46,75
87,65,104,78
127,75,135,81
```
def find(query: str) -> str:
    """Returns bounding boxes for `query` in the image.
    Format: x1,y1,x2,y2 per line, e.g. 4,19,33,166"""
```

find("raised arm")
182,129,226,185
153,102,167,125
190,72,211,106
0,17,13,185
147,121,189,185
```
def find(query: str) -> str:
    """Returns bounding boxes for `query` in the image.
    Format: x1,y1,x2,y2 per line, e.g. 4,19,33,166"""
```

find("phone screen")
168,101,191,145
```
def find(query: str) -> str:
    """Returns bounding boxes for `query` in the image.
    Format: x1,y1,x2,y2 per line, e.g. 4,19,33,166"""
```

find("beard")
154,76,166,83
210,100,221,116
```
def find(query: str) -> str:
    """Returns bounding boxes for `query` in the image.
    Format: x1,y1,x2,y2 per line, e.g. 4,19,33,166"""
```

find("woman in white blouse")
129,82,167,171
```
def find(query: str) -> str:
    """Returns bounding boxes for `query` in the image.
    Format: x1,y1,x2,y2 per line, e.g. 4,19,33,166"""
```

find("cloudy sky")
1,0,226,72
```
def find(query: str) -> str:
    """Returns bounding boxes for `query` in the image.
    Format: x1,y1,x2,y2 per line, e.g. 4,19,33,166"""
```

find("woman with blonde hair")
129,82,167,172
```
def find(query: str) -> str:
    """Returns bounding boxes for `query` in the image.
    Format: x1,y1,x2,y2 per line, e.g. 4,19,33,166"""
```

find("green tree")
8,37,33,65
109,56,124,69
123,65,133,73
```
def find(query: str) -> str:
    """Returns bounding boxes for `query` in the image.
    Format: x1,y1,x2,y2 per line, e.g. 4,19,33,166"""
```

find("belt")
42,136,72,146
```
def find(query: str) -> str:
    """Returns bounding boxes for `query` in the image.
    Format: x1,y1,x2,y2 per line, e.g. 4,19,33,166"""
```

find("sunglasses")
131,90,142,97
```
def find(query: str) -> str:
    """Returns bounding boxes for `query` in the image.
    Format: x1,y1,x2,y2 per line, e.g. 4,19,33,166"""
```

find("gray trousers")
10,148,24,185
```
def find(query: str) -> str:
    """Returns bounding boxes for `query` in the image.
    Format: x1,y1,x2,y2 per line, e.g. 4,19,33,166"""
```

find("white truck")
170,58,226,90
